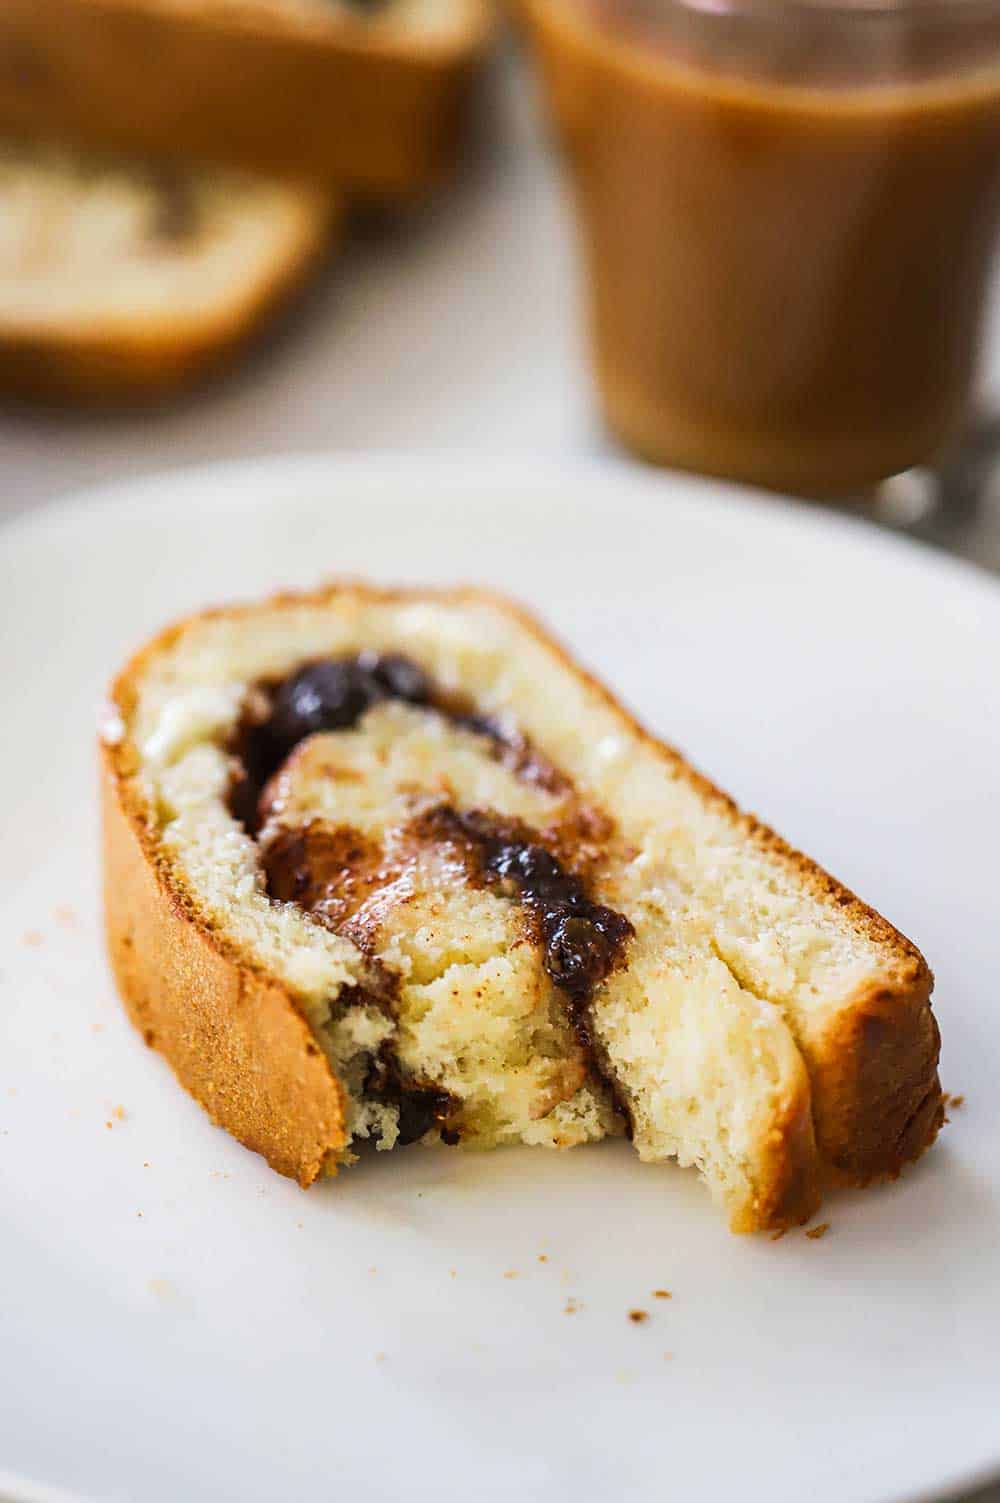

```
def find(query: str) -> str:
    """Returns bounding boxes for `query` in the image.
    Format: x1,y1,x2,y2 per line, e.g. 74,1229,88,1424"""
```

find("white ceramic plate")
2,456,998,1503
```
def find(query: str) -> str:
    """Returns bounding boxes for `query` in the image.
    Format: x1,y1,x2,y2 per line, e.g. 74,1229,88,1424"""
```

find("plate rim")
2,448,999,612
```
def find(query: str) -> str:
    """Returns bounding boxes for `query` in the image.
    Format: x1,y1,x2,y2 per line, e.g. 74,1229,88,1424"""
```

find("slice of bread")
101,584,942,1232
0,142,337,403
0,0,495,199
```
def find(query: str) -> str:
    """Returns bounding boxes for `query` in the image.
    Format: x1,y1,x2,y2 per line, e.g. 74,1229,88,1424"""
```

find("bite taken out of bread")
0,142,337,405
101,584,943,1232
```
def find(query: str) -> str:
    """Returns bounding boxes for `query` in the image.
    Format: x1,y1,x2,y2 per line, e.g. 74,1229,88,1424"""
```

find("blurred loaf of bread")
0,143,336,403
0,0,495,198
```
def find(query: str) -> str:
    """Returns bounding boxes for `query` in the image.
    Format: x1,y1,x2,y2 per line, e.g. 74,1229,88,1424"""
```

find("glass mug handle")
872,415,998,550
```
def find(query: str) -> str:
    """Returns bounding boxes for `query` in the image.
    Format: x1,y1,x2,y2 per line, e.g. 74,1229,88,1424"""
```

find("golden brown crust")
102,580,942,1221
0,193,337,407
0,0,494,199
101,748,348,1185
732,1084,821,1235
700,817,941,1180
811,975,943,1183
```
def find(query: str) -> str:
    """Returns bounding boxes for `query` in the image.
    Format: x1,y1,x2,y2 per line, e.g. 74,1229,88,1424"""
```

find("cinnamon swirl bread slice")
101,585,942,1232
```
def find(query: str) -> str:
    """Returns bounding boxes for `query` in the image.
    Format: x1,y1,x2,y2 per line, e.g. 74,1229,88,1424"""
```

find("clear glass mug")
522,0,1000,498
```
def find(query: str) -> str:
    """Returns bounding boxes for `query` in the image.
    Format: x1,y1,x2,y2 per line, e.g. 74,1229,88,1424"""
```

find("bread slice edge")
0,0,496,195
0,157,338,406
102,744,350,1184
101,581,942,1220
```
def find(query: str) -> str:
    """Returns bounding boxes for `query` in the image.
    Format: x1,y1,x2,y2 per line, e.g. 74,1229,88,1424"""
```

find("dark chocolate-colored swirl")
228,652,565,832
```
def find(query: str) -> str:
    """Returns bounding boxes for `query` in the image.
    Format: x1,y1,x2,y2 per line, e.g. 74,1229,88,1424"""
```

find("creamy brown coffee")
525,0,1000,494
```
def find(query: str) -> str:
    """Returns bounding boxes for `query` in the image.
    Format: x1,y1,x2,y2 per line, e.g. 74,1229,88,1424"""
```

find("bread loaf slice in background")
0,142,337,403
0,0,495,199
101,585,942,1231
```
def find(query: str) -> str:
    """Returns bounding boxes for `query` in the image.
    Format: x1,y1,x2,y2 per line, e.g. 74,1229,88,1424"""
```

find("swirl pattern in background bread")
0,143,336,404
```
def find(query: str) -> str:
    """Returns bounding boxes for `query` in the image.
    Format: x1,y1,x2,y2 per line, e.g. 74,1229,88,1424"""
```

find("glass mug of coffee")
523,0,1000,497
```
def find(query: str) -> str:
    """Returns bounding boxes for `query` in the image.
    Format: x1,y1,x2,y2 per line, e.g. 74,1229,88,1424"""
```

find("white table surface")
0,46,997,1503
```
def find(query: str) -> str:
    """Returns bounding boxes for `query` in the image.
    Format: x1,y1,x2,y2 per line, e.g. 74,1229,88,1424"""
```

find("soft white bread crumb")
261,710,617,1150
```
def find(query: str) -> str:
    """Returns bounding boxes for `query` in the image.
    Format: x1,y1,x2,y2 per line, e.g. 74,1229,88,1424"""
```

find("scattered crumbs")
652,1289,671,1300
21,930,43,948
537,1254,548,1264
559,1268,572,1286
628,1309,649,1325
296,1221,304,1230
143,1162,151,1169
503,1270,519,1280
449,1269,457,1279
54,905,78,927
805,1222,831,1241
136,1211,144,1219
942,1091,966,1125
770,1228,787,1242
105,1121,113,1130
112,1105,127,1122
563,1298,582,1315
368,1266,378,1275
